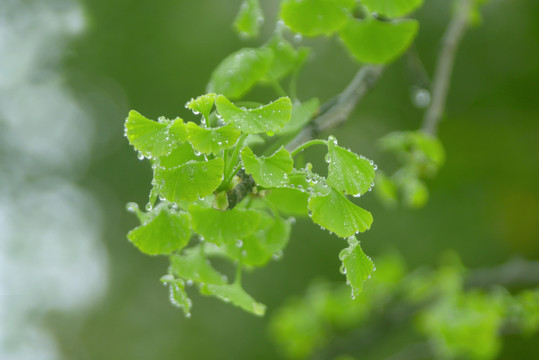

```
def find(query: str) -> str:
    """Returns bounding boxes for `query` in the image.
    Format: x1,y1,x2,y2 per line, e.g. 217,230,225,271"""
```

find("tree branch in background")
421,0,474,135
286,65,384,151
466,258,539,290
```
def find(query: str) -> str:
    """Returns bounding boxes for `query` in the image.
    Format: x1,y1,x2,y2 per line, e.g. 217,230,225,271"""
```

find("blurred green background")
1,0,538,359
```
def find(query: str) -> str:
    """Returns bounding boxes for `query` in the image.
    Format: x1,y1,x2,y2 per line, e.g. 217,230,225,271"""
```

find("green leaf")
170,247,228,285
155,142,202,169
266,188,309,216
308,188,373,237
362,0,424,18
127,207,190,255
161,275,192,317
262,36,304,82
216,95,292,134
279,98,319,135
234,0,264,39
185,93,216,120
207,48,273,99
186,123,241,154
189,205,262,245
339,237,374,298
340,18,419,64
402,178,428,208
374,171,398,207
241,146,294,188
125,110,180,157
201,282,266,316
327,137,376,196
222,212,292,266
156,158,224,203
280,0,356,36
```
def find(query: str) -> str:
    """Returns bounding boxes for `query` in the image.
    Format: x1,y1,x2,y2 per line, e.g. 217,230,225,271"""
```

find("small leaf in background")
279,98,319,135
156,158,224,203
233,0,264,39
207,47,273,99
262,36,303,81
326,136,375,196
362,0,424,18
125,110,178,157
185,93,216,120
308,188,373,237
201,283,266,316
155,142,202,169
339,237,374,298
216,95,292,134
170,247,228,285
266,188,309,216
374,171,398,207
161,275,192,317
402,178,428,208
127,207,190,255
186,123,241,154
241,146,294,188
189,205,261,245
280,0,356,36
340,18,419,64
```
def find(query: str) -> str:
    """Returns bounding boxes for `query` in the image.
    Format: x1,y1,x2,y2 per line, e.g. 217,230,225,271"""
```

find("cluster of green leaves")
375,130,445,208
125,92,376,316
270,253,539,360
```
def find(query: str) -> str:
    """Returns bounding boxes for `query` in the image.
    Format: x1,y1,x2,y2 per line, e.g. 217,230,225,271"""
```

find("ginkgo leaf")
161,275,192,317
216,95,292,134
222,212,292,266
234,0,264,39
362,0,424,18
156,158,224,203
280,0,356,36
340,18,419,64
186,123,241,154
156,142,202,169
200,283,266,316
170,247,228,285
125,110,179,157
308,188,373,237
262,36,305,81
185,93,217,120
279,98,319,135
127,207,190,255
241,146,294,188
207,48,273,99
339,236,374,297
189,205,262,245
327,137,376,196
266,188,309,216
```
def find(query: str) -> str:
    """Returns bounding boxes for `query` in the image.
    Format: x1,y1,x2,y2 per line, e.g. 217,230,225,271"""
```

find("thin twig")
422,0,474,135
465,258,539,289
286,65,384,151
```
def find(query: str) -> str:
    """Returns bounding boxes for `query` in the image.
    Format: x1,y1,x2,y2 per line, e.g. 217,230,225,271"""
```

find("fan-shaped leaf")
189,205,262,245
125,110,180,157
339,236,374,297
156,158,224,203
170,247,228,285
234,0,264,39
327,138,375,196
241,146,294,188
186,123,241,154
185,93,216,120
308,188,373,237
127,207,190,255
280,0,355,36
208,48,273,99
340,18,419,64
216,95,292,134
201,283,266,316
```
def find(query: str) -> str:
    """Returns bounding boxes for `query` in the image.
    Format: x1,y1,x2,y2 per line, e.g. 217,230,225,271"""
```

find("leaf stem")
234,256,243,285
270,77,287,97
223,133,248,188
290,139,327,157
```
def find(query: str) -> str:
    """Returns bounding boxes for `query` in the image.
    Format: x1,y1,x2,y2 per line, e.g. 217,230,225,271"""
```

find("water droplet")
411,87,431,108
236,240,244,247
186,279,193,286
294,33,302,42
138,152,145,160
266,130,275,137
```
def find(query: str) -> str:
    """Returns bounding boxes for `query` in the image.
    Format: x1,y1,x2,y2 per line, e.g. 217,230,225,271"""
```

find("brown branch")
286,65,384,151
421,0,475,135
